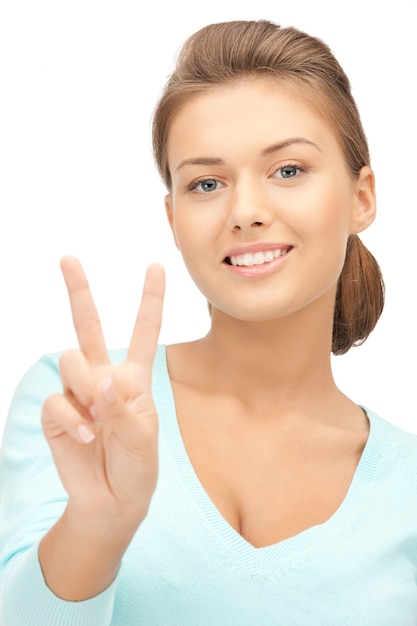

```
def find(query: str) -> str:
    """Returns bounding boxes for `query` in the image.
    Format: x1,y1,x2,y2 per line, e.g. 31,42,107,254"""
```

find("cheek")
172,205,221,253
297,184,353,239
171,211,222,294
171,215,213,286
173,217,200,256
296,187,353,283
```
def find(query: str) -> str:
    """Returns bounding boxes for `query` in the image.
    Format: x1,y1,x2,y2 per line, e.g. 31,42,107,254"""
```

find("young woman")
1,19,415,625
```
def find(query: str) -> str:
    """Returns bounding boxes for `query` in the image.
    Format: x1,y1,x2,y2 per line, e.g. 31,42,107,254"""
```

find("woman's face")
165,79,375,322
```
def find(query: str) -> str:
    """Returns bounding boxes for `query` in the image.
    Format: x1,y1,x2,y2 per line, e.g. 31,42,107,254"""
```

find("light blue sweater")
1,345,417,625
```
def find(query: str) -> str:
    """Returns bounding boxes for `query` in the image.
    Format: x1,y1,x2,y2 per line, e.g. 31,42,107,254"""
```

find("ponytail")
333,235,384,355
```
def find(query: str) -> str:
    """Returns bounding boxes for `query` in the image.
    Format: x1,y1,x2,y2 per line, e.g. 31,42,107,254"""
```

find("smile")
225,247,291,267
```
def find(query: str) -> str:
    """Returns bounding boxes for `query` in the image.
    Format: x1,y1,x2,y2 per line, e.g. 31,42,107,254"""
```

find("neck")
167,289,366,430
190,291,341,415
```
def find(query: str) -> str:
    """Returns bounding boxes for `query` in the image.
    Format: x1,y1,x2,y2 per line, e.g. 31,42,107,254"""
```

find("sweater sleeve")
0,353,118,625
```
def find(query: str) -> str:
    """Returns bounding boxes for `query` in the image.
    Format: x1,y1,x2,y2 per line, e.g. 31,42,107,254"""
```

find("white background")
0,0,416,443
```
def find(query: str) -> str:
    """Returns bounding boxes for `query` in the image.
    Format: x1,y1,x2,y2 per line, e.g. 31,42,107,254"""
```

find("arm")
0,354,118,625
0,258,165,623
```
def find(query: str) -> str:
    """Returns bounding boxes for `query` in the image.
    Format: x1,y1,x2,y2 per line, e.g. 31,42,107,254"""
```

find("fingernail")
102,378,116,404
77,423,96,444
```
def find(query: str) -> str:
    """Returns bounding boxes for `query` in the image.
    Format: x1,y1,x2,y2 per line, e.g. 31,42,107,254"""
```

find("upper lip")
222,242,293,261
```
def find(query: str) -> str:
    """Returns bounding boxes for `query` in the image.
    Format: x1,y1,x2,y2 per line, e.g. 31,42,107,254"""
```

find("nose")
227,175,273,232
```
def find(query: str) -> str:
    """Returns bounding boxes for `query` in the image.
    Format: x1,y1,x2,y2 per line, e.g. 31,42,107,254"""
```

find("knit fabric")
1,345,417,624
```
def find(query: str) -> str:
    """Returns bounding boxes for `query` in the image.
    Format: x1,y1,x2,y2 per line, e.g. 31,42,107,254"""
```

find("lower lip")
224,251,291,277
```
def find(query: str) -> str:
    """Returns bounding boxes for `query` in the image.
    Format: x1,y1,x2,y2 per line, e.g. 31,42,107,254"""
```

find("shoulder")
366,407,417,482
6,352,63,414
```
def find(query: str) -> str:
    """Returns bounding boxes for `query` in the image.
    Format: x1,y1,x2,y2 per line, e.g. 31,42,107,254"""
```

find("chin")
211,301,287,324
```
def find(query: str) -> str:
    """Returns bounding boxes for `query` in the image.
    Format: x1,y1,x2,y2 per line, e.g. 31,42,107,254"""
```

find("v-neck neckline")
153,344,388,573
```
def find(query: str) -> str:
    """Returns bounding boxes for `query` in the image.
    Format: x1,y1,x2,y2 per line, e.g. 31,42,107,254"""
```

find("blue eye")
201,179,218,192
187,177,224,193
274,165,303,179
193,178,220,192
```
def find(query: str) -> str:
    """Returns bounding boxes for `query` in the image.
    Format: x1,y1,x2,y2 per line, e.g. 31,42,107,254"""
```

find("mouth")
224,246,293,267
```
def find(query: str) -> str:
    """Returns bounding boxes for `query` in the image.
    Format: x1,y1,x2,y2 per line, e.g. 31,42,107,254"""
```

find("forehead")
167,78,341,163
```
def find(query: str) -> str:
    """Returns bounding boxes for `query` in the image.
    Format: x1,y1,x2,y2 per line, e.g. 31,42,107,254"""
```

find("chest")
173,391,368,548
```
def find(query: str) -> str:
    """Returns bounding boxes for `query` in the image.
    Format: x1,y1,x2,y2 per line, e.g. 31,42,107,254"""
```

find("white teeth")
254,252,264,265
229,249,284,267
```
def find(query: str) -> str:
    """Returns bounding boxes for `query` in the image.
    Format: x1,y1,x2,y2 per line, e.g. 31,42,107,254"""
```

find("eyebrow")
176,156,224,171
261,137,322,157
175,137,321,172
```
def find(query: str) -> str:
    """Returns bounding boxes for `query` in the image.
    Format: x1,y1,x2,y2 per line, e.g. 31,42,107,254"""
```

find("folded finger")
59,349,96,413
42,393,96,444
93,377,158,449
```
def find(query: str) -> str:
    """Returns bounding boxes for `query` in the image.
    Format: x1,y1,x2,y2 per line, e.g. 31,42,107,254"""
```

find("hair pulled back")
152,20,384,354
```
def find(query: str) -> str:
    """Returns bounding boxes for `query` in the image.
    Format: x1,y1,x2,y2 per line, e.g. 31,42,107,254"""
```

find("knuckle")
59,349,80,374
41,393,64,423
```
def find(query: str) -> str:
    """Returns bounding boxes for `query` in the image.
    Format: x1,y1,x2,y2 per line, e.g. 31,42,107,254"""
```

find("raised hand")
41,256,165,528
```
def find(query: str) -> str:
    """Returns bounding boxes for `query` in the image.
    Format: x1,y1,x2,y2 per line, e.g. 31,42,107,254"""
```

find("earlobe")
350,166,377,234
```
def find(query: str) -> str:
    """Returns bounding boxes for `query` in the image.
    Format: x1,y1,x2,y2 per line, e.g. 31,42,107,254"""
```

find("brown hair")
152,19,384,354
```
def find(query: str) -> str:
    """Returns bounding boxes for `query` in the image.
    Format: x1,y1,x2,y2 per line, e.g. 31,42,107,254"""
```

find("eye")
272,164,304,179
188,178,223,193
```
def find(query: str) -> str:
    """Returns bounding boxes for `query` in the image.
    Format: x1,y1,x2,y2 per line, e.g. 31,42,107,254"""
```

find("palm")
42,257,165,524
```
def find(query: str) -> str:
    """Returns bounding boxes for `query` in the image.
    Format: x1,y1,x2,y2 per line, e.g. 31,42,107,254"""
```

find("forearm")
38,504,136,601
1,543,118,626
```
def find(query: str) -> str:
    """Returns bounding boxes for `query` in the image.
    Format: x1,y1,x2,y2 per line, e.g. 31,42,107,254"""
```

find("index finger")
60,256,109,367
127,263,165,369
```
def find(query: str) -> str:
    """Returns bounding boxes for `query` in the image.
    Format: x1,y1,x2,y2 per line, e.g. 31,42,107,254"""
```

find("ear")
164,194,180,249
350,166,376,234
